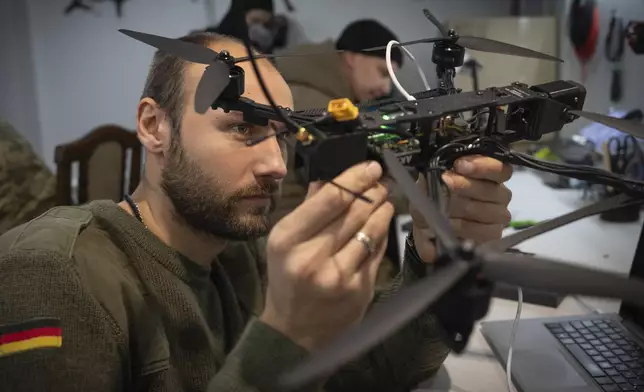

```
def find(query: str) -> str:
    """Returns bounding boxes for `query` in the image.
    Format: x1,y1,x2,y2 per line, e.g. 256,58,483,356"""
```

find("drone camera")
531,80,586,111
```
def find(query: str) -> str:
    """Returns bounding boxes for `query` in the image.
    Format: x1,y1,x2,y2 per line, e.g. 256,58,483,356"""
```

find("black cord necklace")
123,194,148,229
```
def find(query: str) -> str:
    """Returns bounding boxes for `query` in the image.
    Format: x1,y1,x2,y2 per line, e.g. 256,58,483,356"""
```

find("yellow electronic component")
327,98,359,121
296,127,313,144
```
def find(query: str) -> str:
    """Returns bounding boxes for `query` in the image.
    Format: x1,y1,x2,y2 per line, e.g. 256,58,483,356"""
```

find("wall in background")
0,0,42,153
19,0,209,168
557,0,644,137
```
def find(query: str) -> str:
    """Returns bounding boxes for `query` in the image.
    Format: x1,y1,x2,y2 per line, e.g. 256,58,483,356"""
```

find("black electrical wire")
448,138,644,197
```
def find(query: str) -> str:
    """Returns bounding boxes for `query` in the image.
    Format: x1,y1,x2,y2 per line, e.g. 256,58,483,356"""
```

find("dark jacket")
0,201,449,391
0,120,56,235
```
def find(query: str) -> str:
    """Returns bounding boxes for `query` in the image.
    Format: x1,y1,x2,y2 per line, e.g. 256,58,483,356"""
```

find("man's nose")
253,136,287,179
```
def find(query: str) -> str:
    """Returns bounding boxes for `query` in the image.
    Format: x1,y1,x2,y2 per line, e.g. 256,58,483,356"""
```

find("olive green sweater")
0,201,450,392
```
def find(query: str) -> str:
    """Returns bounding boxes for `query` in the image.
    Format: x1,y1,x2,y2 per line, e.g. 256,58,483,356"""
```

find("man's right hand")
261,161,394,351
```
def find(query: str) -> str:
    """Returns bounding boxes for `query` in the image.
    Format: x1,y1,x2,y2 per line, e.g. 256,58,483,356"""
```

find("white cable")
506,287,523,392
572,295,603,314
386,40,430,102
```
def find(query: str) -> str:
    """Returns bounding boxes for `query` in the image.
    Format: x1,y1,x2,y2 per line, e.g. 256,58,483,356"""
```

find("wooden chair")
54,125,142,206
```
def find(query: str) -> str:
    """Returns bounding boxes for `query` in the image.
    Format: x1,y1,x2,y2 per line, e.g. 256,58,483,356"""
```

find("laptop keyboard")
546,319,644,391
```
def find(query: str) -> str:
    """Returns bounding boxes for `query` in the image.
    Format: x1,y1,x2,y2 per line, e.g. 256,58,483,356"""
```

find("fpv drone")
119,8,644,389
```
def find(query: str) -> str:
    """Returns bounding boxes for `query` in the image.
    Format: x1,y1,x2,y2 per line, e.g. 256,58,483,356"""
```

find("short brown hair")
139,31,238,134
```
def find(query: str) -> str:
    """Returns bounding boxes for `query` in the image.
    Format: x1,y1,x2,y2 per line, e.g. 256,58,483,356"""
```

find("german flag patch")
0,317,62,357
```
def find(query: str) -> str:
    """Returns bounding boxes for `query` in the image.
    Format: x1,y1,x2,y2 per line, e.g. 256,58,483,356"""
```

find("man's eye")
230,124,252,135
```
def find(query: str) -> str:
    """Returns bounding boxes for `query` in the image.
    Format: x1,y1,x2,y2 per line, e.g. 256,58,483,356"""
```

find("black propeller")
118,29,231,114
569,110,644,139
120,11,562,116
242,9,562,64
279,149,644,389
423,8,450,37
280,259,471,389
119,26,644,143
422,8,563,63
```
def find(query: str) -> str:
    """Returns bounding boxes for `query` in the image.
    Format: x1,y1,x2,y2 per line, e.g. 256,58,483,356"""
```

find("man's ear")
137,98,170,155
343,52,357,70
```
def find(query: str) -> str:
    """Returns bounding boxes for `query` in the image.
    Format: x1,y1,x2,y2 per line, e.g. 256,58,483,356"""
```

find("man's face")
346,53,398,102
245,9,273,26
160,42,292,241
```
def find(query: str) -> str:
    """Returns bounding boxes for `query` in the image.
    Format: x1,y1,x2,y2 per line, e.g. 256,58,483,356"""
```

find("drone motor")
432,29,466,88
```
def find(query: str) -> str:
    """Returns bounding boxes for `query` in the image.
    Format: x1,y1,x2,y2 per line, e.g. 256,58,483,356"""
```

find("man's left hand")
411,155,513,263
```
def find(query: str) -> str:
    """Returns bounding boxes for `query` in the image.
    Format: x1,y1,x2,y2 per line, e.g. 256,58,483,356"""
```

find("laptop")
481,220,644,392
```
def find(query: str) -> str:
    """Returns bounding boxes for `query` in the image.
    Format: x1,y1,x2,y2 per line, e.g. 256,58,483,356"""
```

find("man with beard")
0,32,513,392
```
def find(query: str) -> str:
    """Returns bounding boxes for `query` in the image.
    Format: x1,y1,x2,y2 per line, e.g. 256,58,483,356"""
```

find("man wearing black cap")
275,19,403,110
272,19,406,285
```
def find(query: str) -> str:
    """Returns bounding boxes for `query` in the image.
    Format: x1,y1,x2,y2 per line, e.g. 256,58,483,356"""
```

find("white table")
410,169,643,392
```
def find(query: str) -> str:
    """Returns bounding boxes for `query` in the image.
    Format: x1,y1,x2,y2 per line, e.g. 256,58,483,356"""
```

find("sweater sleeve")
0,249,127,392
323,238,452,392
207,317,322,392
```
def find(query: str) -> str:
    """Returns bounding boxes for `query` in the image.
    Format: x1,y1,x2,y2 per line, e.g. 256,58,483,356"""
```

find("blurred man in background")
0,119,57,235
273,19,406,284
275,19,403,109
206,0,290,54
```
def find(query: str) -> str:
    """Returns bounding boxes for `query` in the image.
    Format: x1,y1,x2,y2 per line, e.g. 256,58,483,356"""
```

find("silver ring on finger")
355,231,376,255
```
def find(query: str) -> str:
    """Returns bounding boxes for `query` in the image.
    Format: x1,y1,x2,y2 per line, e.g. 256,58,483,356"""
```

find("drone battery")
294,132,369,183
526,80,587,140
531,80,587,111
507,80,586,140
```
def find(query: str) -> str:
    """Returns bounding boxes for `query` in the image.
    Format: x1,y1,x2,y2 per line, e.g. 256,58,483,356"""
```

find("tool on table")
607,135,642,177
507,220,539,230
600,136,643,222
605,9,626,102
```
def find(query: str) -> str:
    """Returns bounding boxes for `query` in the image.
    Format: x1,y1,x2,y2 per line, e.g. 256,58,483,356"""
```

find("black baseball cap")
336,19,403,66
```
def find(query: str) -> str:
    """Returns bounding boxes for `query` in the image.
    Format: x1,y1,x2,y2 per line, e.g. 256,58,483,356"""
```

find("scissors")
607,135,642,176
